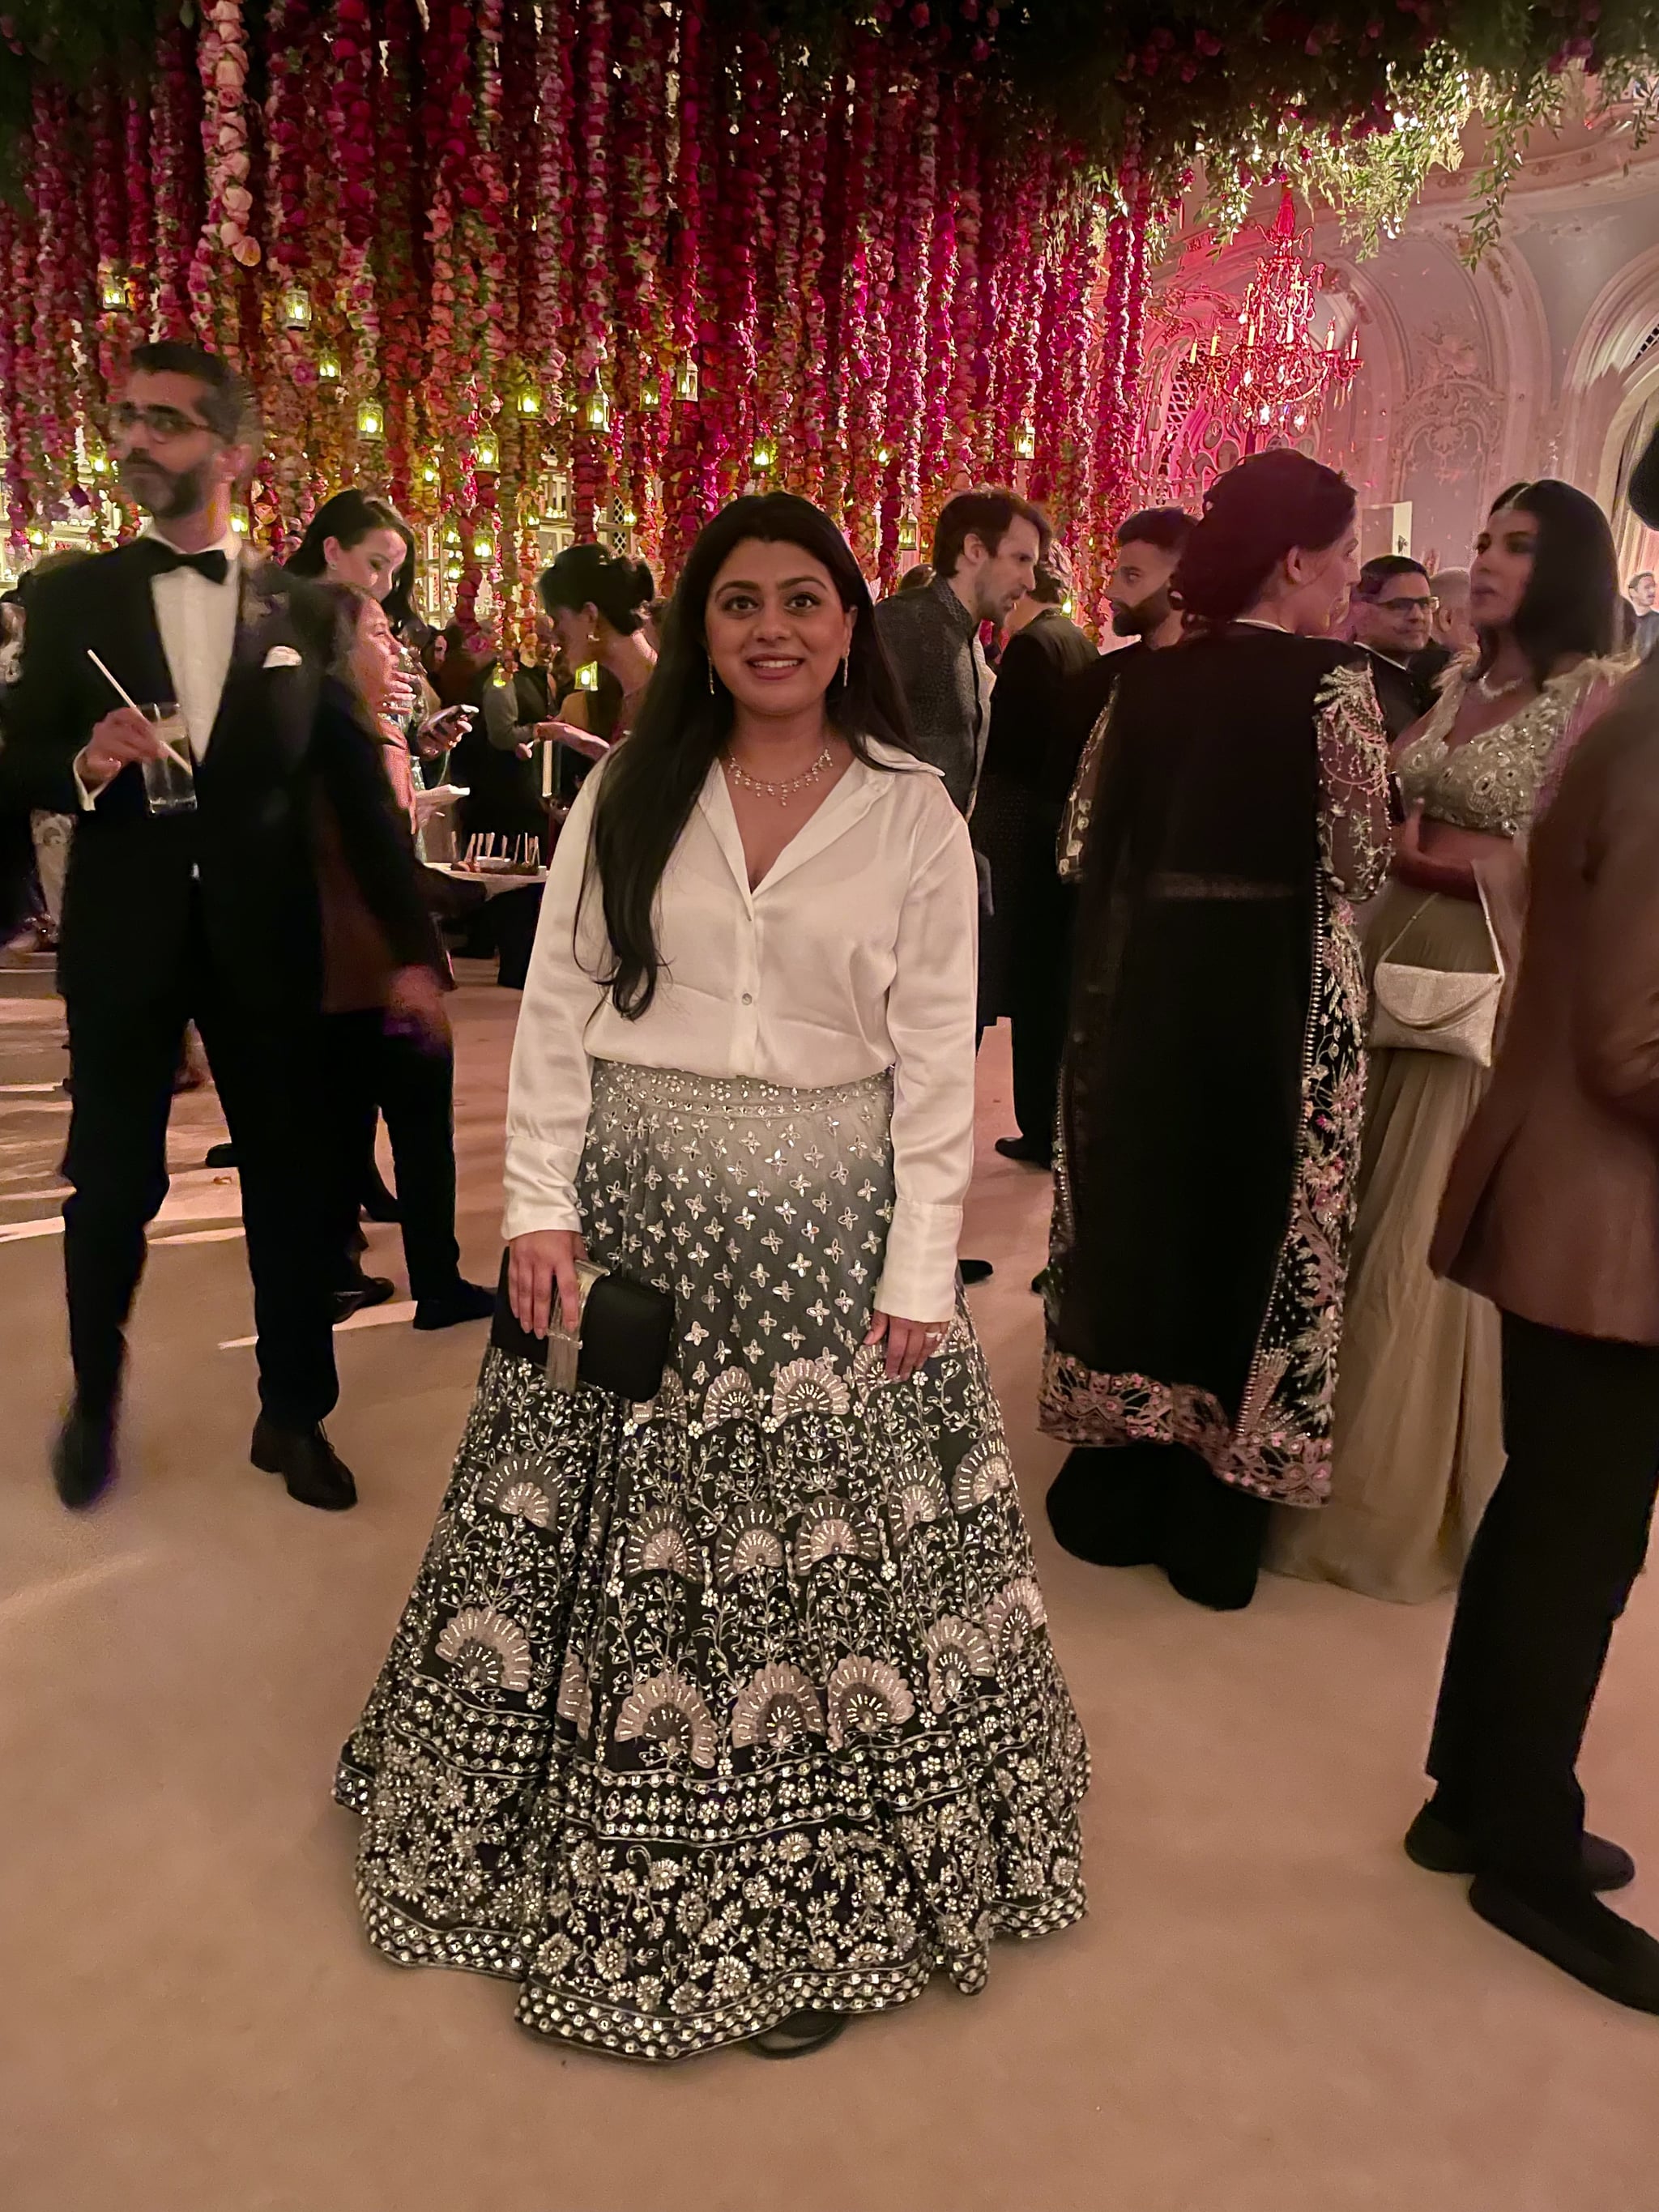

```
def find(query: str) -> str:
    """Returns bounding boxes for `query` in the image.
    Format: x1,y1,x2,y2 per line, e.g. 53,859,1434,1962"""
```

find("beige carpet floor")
3,955,1657,2212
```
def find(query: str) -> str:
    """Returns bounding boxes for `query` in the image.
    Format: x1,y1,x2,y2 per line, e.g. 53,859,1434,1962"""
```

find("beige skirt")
1268,882,1505,1602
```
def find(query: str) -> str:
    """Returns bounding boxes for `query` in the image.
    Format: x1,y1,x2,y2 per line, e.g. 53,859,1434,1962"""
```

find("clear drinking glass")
138,702,197,815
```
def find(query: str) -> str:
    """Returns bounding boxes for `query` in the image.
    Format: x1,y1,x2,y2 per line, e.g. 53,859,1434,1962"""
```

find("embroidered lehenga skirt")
336,1061,1088,2061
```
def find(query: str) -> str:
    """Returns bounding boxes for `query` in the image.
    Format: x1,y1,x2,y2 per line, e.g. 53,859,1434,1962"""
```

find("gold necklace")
723,742,834,806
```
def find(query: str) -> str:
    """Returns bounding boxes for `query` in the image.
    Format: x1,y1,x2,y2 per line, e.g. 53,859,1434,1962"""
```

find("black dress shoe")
994,1135,1053,1168
1405,1802,1635,1893
333,1274,397,1324
204,1140,238,1170
360,1173,402,1224
250,1416,358,1511
413,1278,495,1331
1469,1876,1659,2014
960,1258,994,1285
51,1404,116,1511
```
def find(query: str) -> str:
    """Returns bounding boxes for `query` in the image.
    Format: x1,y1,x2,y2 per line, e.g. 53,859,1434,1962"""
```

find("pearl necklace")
723,743,834,806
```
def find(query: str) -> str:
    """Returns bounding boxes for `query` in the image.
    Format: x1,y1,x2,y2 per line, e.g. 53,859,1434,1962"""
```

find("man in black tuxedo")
1,341,443,1512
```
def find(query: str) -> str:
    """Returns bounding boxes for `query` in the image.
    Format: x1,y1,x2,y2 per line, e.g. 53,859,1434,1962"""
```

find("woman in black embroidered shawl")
1039,452,1392,1610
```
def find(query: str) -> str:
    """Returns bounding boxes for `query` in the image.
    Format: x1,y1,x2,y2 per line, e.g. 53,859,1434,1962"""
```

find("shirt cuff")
873,1199,963,1325
72,749,109,811
501,1188,585,1243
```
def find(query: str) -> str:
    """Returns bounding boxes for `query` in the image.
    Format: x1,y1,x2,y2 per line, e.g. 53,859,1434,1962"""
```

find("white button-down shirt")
504,739,980,1322
78,523,244,809
144,522,244,758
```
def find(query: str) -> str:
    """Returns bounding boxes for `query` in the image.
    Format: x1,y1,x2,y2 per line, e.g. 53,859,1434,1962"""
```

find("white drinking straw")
86,649,191,767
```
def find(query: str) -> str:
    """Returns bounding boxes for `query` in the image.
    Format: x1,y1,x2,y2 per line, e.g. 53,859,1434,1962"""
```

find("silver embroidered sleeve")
1057,704,1111,883
1315,663,1392,901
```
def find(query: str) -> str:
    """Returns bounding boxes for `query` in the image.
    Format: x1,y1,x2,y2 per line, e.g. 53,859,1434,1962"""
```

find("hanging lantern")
283,288,313,330
420,464,438,485
476,437,499,471
357,402,383,438
752,439,774,471
641,374,663,411
471,535,493,560
317,352,341,382
675,360,699,403
623,508,638,528
100,271,126,311
898,515,919,552
516,390,542,417
1014,425,1036,461
576,663,599,692
583,387,611,432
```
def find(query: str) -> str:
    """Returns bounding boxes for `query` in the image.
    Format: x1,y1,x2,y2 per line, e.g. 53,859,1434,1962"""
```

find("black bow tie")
139,540,232,586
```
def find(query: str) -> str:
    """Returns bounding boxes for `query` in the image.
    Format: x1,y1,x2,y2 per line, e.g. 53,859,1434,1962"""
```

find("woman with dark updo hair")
1039,450,1393,1611
533,541,659,769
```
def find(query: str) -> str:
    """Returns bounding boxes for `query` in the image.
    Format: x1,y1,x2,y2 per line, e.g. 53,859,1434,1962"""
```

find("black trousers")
1009,876,1075,1153
322,1008,462,1303
1427,1310,1659,1894
62,900,338,1429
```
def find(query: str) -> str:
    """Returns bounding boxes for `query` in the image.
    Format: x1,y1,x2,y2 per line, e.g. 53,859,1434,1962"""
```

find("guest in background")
1628,570,1657,660
876,485,1049,1286
1041,451,1391,1611
1411,565,1475,693
305,582,493,1333
1054,508,1194,889
0,341,441,1512
1347,555,1439,737
1274,480,1626,1603
1410,535,1659,2013
875,487,1048,816
896,562,935,594
972,551,1098,1169
534,543,659,761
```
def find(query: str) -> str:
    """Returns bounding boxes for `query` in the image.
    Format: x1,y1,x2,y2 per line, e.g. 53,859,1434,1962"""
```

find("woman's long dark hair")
1478,479,1618,685
288,488,423,637
588,492,915,1019
1173,450,1355,624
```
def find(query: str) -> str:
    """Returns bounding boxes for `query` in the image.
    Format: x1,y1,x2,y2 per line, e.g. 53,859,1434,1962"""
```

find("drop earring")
840,651,850,689
707,657,716,696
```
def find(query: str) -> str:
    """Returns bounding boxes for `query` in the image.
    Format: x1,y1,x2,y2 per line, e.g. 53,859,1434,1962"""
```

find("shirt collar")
141,519,244,565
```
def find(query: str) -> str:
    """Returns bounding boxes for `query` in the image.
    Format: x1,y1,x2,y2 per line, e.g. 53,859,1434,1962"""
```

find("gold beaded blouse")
1393,658,1625,839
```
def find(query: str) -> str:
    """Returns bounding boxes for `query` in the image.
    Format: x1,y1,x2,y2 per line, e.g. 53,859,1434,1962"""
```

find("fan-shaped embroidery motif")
825,1655,915,1749
702,1367,761,1426
951,1440,1014,1511
770,1357,852,1423
433,1605,532,1693
984,1576,1048,1652
923,1616,998,1711
614,1669,719,1769
622,1509,698,1580
714,1512,787,1583
730,1663,827,1753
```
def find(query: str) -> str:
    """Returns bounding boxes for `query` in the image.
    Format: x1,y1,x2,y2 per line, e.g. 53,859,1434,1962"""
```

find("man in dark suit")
1,341,442,1513
1414,427,1659,2013
1347,555,1438,739
992,509,1194,1170
975,555,1098,1166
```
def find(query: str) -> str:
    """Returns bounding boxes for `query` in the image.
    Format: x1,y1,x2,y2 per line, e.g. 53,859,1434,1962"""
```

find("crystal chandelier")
1184,188,1358,453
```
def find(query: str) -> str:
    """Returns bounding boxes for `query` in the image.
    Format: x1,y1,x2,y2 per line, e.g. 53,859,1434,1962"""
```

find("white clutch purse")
1370,876,1505,1067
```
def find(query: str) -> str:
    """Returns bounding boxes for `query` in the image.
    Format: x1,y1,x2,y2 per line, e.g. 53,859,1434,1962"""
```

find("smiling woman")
335,491,1090,2065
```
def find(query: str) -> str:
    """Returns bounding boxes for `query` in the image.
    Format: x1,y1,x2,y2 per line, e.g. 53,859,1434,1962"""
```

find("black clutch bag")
491,1251,675,1403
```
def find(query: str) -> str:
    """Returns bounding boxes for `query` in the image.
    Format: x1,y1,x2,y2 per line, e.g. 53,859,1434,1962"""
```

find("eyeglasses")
1373,595,1436,615
107,402,216,443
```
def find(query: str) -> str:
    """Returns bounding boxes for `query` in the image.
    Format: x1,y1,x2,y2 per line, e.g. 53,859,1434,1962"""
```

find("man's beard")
1110,589,1171,639
118,453,210,522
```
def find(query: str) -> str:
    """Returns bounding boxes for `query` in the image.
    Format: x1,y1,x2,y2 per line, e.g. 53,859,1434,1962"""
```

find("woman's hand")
416,705,474,758
864,1311,947,1383
535,718,612,763
509,1229,587,1339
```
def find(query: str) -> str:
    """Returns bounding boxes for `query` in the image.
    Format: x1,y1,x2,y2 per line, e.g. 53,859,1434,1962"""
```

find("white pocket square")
262,645,302,670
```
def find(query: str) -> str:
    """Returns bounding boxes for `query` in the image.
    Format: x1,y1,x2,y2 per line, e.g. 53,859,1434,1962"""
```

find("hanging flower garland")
0,200,36,555
568,0,615,539
660,0,711,569
791,88,832,509
373,0,424,518
151,22,201,341
879,67,936,588
189,0,258,363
